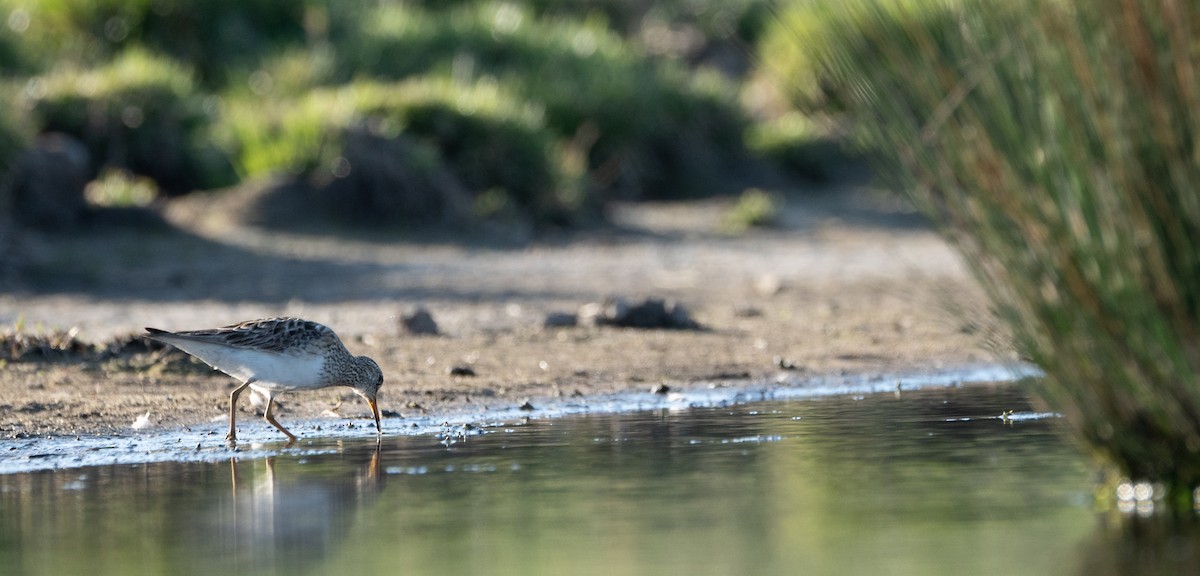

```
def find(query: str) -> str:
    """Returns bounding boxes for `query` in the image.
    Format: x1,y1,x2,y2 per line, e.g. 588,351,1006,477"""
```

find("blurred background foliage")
0,0,845,228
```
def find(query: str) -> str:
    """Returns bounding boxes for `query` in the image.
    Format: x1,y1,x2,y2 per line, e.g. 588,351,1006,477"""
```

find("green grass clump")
24,49,234,193
721,187,781,233
0,0,322,86
801,0,1200,503
759,0,961,114
84,168,157,208
755,2,838,113
420,0,762,36
364,0,771,62
333,2,749,200
222,78,584,224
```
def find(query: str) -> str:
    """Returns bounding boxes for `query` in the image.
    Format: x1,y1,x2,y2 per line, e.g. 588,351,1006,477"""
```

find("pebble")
578,297,700,330
400,307,440,335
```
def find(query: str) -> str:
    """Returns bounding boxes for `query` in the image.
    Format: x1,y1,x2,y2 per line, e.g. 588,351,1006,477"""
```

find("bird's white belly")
237,353,326,392
170,340,328,393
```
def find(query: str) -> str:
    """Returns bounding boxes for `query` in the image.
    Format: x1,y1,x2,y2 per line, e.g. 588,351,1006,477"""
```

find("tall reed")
804,0,1200,503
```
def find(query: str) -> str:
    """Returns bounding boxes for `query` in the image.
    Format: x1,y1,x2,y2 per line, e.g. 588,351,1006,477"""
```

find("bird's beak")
368,395,381,435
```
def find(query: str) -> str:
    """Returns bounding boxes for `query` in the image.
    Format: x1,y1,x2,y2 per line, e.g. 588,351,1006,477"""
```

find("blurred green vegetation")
2,0,314,83
25,49,234,193
323,3,751,201
721,187,780,233
0,0,838,227
222,78,579,223
785,0,1200,504
84,168,157,207
0,98,27,178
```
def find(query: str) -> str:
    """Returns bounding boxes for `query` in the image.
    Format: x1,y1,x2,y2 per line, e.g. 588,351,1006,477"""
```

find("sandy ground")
0,179,1011,439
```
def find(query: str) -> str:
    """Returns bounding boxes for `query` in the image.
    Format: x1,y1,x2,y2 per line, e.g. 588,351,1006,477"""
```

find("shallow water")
2,383,1198,575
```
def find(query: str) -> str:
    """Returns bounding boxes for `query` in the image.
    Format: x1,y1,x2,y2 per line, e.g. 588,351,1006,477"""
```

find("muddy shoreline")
0,363,1035,474
0,183,1012,443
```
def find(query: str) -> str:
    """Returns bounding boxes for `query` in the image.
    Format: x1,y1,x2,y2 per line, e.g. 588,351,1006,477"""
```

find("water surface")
2,383,1197,575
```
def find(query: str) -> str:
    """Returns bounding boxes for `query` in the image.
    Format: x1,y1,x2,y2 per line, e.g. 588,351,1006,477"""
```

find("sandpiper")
146,317,383,445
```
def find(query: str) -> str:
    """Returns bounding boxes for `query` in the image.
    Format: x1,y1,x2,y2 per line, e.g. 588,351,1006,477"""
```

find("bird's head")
354,356,384,434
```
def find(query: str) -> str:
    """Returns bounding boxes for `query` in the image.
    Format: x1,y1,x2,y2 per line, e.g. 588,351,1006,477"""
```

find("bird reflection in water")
201,444,384,572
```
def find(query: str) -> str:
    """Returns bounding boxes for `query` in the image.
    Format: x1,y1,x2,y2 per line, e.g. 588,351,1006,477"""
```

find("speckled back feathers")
151,317,343,355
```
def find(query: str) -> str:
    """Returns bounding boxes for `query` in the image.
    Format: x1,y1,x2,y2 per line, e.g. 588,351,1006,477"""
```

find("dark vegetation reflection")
1,385,1198,575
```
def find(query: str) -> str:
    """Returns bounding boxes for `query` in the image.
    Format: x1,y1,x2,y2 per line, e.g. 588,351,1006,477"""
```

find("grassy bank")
784,0,1200,504
0,0,835,229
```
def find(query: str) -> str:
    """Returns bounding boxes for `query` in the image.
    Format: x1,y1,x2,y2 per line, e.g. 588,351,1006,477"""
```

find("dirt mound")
168,132,477,232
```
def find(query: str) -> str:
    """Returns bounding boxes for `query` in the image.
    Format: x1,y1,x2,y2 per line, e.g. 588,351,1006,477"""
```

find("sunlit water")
2,383,1199,575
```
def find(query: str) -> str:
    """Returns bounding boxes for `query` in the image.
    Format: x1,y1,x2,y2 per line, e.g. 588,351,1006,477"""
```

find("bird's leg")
263,396,298,446
227,380,253,445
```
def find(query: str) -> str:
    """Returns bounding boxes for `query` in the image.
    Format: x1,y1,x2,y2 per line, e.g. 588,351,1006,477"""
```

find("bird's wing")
148,317,332,352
